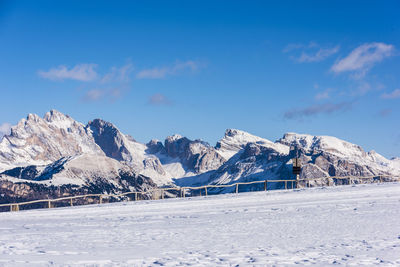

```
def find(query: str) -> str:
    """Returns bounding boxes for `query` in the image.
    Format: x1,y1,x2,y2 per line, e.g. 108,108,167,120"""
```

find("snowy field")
1,183,400,266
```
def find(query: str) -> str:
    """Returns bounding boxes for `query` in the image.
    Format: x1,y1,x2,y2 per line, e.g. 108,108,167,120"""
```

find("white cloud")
101,63,134,83
381,89,400,99
283,42,318,53
84,89,105,101
83,87,129,102
331,42,394,77
148,93,172,105
356,82,371,96
284,102,353,120
315,88,333,100
0,122,11,138
136,61,200,79
297,46,340,63
284,42,339,63
38,64,98,81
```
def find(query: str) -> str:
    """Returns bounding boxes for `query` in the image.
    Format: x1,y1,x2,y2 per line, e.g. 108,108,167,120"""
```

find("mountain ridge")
1,110,399,201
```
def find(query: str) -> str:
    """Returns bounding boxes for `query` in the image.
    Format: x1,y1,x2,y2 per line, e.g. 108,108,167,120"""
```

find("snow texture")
1,183,399,266
1,110,400,195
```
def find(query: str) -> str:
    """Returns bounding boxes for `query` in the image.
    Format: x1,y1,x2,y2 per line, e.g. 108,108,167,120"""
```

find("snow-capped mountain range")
1,110,399,202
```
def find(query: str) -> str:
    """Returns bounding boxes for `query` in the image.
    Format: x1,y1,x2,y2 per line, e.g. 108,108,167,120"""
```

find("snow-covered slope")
0,111,221,186
0,110,103,171
1,110,400,199
278,133,400,177
0,154,156,203
215,129,289,160
199,131,400,192
1,183,399,265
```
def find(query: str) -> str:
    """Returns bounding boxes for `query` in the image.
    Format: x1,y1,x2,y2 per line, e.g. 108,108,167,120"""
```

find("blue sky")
0,0,399,158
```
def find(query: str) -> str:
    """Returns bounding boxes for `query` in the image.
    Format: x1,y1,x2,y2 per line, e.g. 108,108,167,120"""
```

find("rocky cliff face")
1,110,399,201
203,130,400,193
0,110,103,170
0,154,156,205
277,133,398,178
162,134,226,173
88,119,132,162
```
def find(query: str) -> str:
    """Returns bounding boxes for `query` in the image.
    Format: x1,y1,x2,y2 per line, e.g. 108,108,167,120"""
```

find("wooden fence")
1,175,399,212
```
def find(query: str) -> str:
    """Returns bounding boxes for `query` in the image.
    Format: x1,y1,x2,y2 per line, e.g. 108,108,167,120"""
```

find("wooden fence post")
70,198,73,206
48,200,51,209
99,195,102,204
236,183,239,194
204,186,208,196
285,181,287,189
264,180,267,191
10,204,19,212
135,192,137,201
161,190,164,199
183,188,185,198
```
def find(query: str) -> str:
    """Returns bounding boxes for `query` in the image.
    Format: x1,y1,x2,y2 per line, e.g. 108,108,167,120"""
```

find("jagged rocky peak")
0,154,158,203
146,139,165,154
240,143,262,158
44,109,70,122
164,134,191,158
0,110,103,170
279,133,316,149
278,132,367,158
88,119,132,162
12,110,82,138
27,113,41,122
216,129,289,160
164,133,211,159
167,134,184,142
216,129,259,159
163,134,226,173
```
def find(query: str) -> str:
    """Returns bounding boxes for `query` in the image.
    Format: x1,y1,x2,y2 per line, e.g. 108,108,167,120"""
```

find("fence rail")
1,175,399,212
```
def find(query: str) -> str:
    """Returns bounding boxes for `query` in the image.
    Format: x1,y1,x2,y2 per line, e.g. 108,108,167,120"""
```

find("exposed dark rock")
163,135,226,173
146,139,166,154
88,119,131,161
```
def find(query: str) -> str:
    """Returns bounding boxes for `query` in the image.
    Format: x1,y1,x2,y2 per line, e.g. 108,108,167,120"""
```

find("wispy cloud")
284,101,353,120
284,42,339,63
101,63,134,83
84,89,105,101
331,42,394,78
83,88,128,102
355,82,372,96
39,60,201,103
80,62,134,102
315,88,334,100
0,122,11,138
381,89,400,99
298,46,340,63
283,42,318,53
136,60,201,79
148,93,172,106
38,64,98,81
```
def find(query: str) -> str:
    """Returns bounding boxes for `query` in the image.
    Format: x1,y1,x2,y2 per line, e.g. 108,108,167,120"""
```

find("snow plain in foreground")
1,183,400,266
